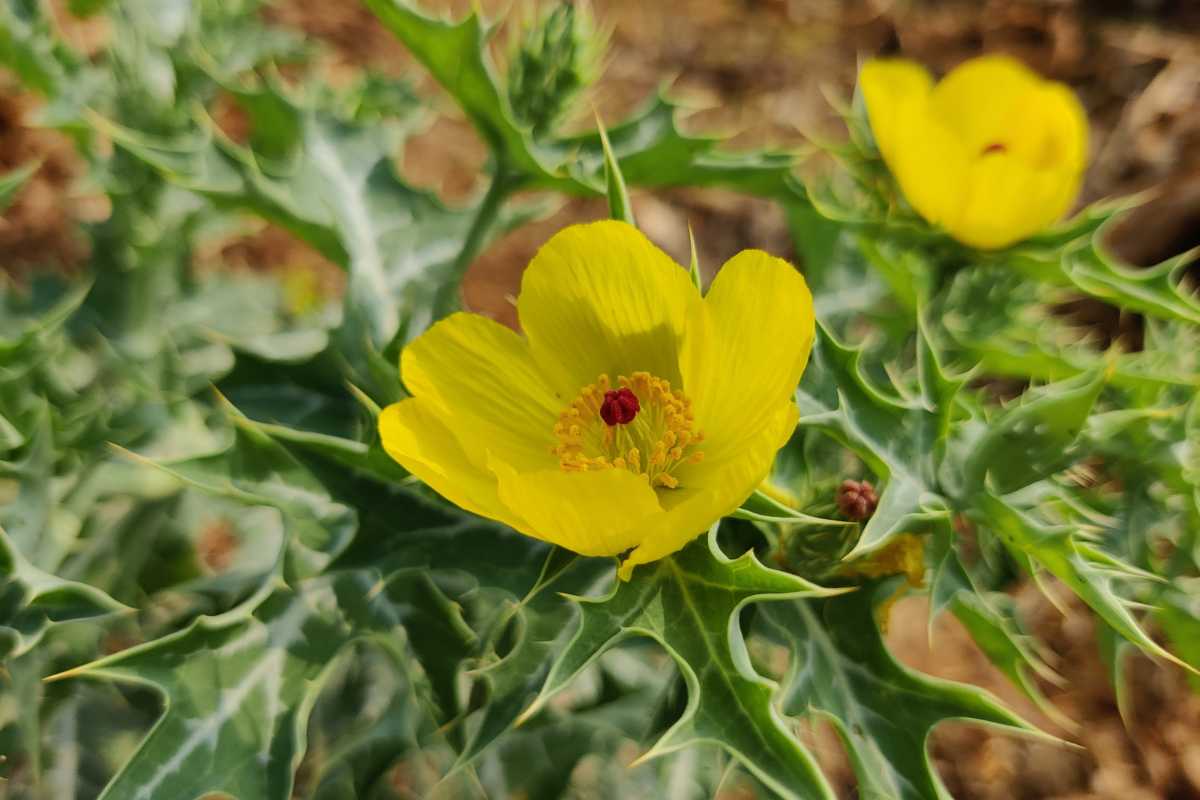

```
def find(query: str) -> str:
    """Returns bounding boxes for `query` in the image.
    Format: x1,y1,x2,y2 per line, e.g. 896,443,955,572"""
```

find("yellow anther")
553,371,703,491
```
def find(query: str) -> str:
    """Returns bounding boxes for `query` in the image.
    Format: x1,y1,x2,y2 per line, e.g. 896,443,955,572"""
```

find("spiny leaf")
975,492,1193,672
306,637,446,800
857,235,935,312
364,0,801,198
597,114,634,226
936,265,1199,392
361,0,555,180
118,411,357,583
926,522,1069,728
49,583,353,800
955,369,1105,496
763,581,1053,800
483,684,675,800
1012,210,1200,327
452,547,609,771
323,475,608,770
785,201,891,323
332,568,476,733
90,87,531,350
1157,586,1200,684
0,526,129,660
556,97,800,197
521,529,841,800
796,323,948,557
243,407,410,488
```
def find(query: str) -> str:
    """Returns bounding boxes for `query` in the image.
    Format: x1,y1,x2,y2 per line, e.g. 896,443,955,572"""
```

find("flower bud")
507,2,602,138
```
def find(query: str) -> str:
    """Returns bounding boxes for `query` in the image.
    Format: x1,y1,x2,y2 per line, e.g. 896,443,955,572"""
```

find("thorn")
687,222,701,290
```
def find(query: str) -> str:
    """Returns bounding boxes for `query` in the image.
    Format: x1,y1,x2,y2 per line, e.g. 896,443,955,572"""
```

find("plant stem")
438,163,516,318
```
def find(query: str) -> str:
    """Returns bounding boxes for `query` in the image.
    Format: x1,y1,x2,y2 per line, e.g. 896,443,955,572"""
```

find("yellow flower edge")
860,54,1089,250
378,220,815,580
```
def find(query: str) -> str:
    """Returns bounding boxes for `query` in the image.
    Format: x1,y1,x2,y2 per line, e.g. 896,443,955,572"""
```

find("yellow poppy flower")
859,54,1089,250
378,221,814,579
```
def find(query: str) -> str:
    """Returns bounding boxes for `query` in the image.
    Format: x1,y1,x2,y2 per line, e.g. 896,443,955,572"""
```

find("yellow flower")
859,54,1089,250
378,221,814,579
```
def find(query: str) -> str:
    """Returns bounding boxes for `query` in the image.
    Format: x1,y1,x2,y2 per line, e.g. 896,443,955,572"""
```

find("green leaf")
950,592,1073,728
785,202,892,325
558,97,799,197
331,567,477,738
597,116,634,226
0,0,70,95
796,323,948,557
936,265,1198,392
323,477,609,771
361,0,554,181
452,547,609,771
1012,213,1200,327
90,94,520,350
174,271,336,364
955,369,1104,496
975,492,1192,672
365,1,801,198
857,235,934,312
521,530,841,800
250,417,411,487
0,160,38,213
1157,585,1200,685
926,523,1069,727
49,583,353,800
0,526,128,660
764,582,1051,800
119,411,357,583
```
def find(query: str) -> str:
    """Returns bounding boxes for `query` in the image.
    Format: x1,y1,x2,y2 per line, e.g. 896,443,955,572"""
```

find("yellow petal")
681,249,813,466
1003,82,1089,174
861,60,970,230
618,403,798,580
401,311,560,471
865,54,1089,249
491,458,660,556
954,155,1082,249
929,55,1042,154
859,58,934,165
517,220,701,399
378,400,527,529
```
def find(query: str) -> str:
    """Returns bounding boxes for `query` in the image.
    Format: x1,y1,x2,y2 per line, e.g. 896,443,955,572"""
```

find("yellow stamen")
553,371,702,490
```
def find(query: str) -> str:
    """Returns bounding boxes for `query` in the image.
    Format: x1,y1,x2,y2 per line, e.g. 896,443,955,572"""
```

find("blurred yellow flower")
378,221,814,579
860,54,1089,249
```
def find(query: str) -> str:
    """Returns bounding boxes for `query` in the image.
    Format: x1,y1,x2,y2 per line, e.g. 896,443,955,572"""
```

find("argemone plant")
859,54,1089,248
2,2,1198,799
379,220,814,579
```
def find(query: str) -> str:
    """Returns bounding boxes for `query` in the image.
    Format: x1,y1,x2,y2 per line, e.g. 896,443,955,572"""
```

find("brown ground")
4,1,1200,797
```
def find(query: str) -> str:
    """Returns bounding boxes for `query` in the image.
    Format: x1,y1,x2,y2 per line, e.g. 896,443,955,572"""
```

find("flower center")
552,372,704,489
600,387,639,426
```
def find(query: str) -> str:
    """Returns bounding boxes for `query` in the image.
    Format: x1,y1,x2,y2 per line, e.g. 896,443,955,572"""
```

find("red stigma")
981,142,1007,156
600,388,640,426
